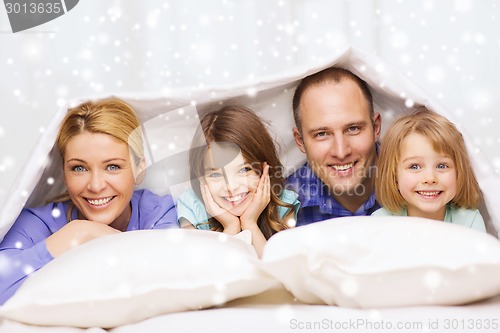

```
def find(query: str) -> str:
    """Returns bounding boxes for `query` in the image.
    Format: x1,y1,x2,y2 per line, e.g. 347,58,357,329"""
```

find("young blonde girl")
373,107,485,232
176,106,300,256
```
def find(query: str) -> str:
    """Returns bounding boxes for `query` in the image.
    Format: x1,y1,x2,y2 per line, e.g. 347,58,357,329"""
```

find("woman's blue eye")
437,163,448,169
72,166,86,172
107,164,120,171
409,164,420,170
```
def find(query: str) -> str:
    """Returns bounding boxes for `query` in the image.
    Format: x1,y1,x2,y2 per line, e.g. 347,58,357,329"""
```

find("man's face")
293,80,381,201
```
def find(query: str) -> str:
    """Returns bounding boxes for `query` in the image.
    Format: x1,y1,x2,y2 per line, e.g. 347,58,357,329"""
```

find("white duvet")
0,46,500,331
1,46,498,239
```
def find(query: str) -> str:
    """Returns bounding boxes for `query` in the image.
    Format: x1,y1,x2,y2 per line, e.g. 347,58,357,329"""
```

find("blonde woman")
0,98,178,304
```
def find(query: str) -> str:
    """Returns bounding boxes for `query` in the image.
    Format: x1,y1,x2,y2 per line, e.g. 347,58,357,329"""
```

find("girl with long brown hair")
177,106,300,256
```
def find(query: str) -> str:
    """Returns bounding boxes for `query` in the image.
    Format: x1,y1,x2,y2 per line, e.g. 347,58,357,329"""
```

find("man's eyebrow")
344,121,367,128
307,126,329,133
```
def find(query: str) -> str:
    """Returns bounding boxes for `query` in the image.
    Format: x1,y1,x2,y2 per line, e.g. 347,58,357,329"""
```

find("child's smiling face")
397,132,457,220
203,147,260,217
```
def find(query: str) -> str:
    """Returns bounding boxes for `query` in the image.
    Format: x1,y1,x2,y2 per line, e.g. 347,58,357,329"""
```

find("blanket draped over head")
1,46,498,240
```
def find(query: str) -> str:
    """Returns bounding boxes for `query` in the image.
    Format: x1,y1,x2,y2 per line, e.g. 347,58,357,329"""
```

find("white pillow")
258,216,500,308
0,229,276,328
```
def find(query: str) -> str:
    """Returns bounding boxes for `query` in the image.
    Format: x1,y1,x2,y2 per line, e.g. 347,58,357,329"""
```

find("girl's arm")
470,209,486,232
179,217,196,229
247,202,298,257
240,164,271,257
240,222,267,258
200,183,241,235
176,189,204,230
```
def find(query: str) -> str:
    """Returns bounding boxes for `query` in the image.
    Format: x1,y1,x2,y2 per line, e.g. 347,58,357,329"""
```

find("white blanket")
1,46,498,239
1,45,500,332
1,287,500,333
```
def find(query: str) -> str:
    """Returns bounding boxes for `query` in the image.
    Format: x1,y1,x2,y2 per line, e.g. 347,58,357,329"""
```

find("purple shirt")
0,189,178,304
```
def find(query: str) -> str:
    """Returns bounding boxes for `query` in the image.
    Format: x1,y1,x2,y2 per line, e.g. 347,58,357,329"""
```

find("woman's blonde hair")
376,107,482,213
189,105,293,239
57,98,144,164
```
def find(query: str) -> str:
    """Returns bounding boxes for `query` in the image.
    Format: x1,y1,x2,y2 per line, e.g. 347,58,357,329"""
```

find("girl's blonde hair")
376,107,482,213
189,105,293,239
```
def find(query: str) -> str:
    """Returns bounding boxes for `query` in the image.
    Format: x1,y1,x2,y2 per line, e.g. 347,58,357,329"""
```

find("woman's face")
63,131,140,230
202,147,260,217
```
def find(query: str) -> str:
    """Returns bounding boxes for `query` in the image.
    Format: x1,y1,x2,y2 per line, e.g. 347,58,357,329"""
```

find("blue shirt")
286,163,380,226
0,189,178,305
371,205,486,232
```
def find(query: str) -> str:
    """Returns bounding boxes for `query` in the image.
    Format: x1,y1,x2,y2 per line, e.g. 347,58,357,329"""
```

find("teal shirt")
371,205,486,232
177,189,300,230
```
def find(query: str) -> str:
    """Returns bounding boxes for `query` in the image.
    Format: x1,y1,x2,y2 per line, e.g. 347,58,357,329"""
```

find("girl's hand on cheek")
200,183,241,234
240,162,271,228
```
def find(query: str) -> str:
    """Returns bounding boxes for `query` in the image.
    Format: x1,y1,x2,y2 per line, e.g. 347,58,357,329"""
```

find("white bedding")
1,46,499,332
111,290,500,333
1,287,500,333
1,46,499,239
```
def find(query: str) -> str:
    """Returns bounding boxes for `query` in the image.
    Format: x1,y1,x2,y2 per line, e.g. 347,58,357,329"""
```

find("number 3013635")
5,2,62,14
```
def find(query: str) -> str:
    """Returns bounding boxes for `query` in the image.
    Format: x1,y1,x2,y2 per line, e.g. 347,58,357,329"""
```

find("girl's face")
203,147,260,217
396,132,457,220
63,131,141,230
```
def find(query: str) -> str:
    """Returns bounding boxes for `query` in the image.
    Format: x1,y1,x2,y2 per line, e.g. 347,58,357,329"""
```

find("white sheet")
1,46,498,240
112,290,500,333
1,46,499,332
1,287,499,333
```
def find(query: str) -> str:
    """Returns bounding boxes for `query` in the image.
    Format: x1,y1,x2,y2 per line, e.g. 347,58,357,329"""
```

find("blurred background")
1,0,499,207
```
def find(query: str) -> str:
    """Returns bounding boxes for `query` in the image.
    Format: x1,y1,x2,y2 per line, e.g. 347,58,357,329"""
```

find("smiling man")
287,67,382,226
